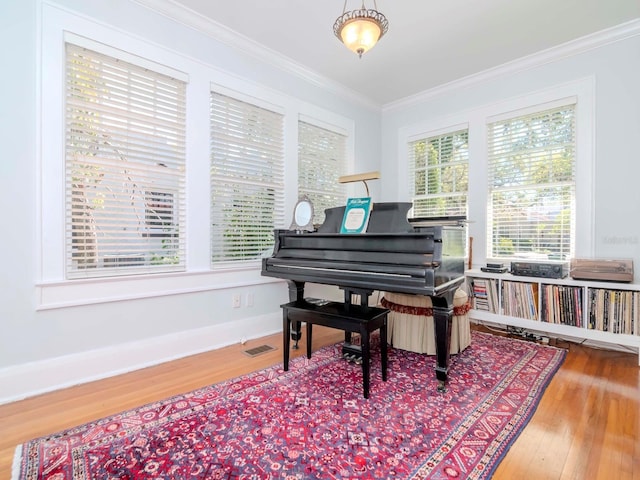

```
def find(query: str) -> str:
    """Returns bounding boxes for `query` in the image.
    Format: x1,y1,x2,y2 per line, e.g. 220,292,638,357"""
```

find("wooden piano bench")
280,299,389,399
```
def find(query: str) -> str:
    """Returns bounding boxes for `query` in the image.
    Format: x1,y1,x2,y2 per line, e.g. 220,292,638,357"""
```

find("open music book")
340,197,372,234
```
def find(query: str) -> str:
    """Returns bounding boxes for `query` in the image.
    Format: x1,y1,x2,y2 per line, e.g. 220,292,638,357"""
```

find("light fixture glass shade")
333,5,389,58
339,18,382,56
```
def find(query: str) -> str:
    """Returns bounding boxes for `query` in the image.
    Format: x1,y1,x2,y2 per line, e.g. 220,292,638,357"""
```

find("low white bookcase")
465,269,640,364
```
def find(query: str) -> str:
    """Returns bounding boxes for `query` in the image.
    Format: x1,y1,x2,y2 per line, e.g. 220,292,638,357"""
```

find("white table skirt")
382,289,471,355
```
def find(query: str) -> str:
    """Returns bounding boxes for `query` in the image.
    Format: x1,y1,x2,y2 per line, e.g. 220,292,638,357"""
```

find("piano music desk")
281,299,389,399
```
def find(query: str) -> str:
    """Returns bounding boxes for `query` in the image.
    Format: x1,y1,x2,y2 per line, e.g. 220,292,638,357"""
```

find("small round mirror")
295,201,312,226
290,196,315,231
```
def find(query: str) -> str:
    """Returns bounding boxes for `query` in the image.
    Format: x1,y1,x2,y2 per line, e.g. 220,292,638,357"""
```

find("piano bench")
381,289,471,355
281,299,389,399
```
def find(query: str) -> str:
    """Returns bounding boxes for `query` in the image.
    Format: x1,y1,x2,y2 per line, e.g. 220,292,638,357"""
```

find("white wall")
0,0,380,403
381,22,640,275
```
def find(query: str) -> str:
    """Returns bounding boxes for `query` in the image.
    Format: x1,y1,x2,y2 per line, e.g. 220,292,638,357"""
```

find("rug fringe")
11,444,22,480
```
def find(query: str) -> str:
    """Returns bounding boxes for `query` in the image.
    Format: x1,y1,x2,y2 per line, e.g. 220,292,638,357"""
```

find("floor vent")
243,344,276,357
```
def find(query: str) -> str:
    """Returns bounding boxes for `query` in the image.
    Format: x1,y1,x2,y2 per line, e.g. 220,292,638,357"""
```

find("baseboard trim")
0,312,280,405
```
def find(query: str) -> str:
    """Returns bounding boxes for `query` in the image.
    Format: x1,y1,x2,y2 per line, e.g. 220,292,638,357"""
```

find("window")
408,129,469,218
298,120,347,225
487,103,576,260
65,43,186,278
210,91,285,264
40,8,359,308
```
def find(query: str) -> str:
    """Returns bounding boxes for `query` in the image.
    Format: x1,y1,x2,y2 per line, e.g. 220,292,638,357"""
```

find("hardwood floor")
1,324,638,479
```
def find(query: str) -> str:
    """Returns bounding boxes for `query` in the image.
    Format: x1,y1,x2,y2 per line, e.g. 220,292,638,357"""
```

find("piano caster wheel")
354,358,362,365
437,381,446,393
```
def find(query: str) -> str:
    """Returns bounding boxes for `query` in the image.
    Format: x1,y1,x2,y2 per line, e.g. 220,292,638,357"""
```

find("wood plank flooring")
0,324,638,479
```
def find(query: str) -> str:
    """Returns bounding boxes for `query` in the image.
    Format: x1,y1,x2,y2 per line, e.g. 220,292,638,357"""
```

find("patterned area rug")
14,331,565,479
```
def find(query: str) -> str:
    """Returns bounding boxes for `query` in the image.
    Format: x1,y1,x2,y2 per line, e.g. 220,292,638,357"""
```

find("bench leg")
361,329,370,399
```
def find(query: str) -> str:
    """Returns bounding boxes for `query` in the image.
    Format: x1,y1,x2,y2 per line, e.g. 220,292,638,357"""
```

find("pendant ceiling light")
333,0,389,58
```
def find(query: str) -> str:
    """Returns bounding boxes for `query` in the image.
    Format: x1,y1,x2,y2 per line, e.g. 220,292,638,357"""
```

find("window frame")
482,83,595,264
397,78,594,268
209,87,286,267
63,40,187,279
486,101,577,261
407,125,469,219
37,5,356,309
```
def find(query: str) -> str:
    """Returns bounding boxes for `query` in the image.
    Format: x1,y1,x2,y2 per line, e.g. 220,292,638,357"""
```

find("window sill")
36,267,278,310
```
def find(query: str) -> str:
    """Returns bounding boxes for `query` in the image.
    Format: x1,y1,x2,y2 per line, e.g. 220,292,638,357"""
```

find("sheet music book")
340,197,372,234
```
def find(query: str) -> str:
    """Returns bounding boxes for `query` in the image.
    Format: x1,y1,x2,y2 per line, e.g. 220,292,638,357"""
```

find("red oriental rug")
13,331,565,480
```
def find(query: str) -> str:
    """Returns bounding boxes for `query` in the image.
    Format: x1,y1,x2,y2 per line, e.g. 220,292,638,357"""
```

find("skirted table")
380,289,471,355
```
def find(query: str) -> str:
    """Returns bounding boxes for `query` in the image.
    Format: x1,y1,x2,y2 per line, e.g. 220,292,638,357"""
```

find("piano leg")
432,291,455,392
287,281,305,349
343,289,353,346
282,307,290,371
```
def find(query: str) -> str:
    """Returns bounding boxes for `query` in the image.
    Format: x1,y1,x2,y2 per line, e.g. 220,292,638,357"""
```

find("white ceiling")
159,0,639,106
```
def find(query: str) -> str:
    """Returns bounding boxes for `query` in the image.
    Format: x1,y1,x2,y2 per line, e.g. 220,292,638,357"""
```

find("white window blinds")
298,121,347,225
487,104,576,260
210,92,285,264
408,129,469,218
65,43,187,279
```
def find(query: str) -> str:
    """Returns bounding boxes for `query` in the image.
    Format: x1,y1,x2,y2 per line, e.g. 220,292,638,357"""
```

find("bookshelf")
465,269,640,364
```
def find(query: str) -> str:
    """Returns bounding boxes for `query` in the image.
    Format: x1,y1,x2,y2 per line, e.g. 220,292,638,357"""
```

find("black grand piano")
261,202,466,390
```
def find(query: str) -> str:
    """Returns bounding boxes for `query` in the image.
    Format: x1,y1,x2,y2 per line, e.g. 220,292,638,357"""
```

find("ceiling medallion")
333,1,389,58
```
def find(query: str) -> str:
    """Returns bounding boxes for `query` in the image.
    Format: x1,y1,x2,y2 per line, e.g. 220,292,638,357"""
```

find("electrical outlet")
232,294,241,308
246,293,254,307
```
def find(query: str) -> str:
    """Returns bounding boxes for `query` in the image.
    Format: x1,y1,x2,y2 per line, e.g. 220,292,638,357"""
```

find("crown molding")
383,18,640,113
132,0,380,111
90,2,640,113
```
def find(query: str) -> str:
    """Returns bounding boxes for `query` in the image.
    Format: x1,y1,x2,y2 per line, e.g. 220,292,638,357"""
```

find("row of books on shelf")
540,284,583,327
468,277,638,335
588,288,638,335
502,281,538,320
470,278,499,313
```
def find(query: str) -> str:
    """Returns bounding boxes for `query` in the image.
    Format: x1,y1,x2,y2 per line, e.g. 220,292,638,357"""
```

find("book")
340,197,372,234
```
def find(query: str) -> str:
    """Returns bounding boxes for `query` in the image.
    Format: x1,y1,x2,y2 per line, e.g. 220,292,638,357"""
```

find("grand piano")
261,202,466,390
